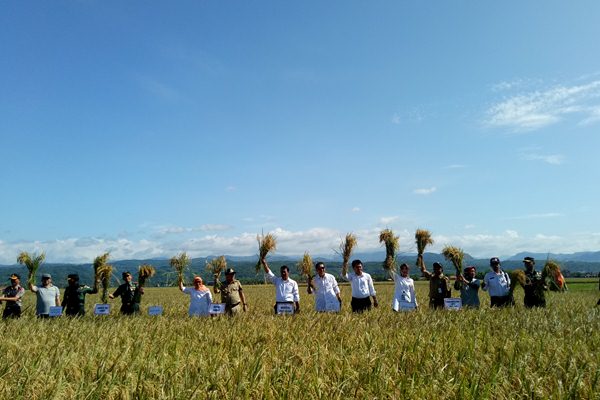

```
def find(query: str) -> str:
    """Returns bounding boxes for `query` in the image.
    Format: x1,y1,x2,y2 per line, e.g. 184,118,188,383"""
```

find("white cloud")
225,186,236,192
519,152,565,165
391,113,401,124
443,164,466,169
485,79,600,131
351,207,361,213
379,216,399,225
154,224,233,236
413,187,437,195
507,213,563,220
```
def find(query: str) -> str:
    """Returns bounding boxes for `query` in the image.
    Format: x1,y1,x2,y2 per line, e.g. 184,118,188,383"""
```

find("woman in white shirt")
390,263,418,311
179,276,213,317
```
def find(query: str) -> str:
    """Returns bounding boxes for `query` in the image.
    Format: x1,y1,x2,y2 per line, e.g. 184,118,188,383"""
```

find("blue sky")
2,1,600,263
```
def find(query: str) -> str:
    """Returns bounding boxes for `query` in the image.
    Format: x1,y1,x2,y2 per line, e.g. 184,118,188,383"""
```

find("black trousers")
490,295,513,307
2,305,21,319
351,297,372,313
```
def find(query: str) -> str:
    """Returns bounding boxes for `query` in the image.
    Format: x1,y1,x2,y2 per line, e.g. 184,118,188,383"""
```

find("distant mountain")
507,251,600,263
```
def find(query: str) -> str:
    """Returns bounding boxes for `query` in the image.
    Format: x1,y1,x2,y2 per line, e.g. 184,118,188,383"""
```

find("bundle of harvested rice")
543,260,566,291
442,246,464,276
95,263,113,304
379,229,399,272
415,229,433,269
509,270,527,291
93,252,110,293
17,251,45,286
138,264,156,287
256,232,277,272
297,252,313,281
339,233,357,277
170,252,191,286
205,255,227,282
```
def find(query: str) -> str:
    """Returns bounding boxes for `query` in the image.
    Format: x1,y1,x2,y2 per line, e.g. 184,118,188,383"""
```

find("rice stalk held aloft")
170,252,191,286
17,251,46,286
297,252,313,281
339,233,357,277
415,229,433,268
96,264,113,304
543,260,566,291
256,233,277,272
379,229,399,272
442,246,464,276
510,270,527,291
206,256,228,282
93,252,110,292
138,264,156,287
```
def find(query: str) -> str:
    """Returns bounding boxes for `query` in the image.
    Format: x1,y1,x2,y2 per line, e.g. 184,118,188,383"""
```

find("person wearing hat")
308,261,341,313
29,273,61,318
0,273,25,318
522,257,547,308
109,271,144,315
213,268,247,316
482,257,513,307
418,255,451,309
179,276,212,317
454,266,481,309
61,273,98,317
261,259,300,314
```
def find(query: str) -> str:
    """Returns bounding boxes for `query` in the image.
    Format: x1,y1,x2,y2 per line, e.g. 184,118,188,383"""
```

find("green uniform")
524,269,546,308
214,280,243,315
62,285,97,316
112,282,143,315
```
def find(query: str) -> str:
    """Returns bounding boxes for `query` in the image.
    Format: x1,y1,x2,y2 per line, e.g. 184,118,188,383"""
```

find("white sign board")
49,306,63,317
276,303,295,315
209,303,226,315
94,304,111,316
392,299,417,312
444,298,462,311
148,306,163,316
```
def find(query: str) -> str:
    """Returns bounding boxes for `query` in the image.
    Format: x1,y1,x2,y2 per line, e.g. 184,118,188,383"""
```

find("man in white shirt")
308,262,342,312
341,259,378,313
482,257,513,307
261,259,300,314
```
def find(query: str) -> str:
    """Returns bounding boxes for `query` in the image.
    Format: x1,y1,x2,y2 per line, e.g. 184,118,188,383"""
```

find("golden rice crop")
170,252,191,285
297,252,313,281
510,269,527,291
379,229,399,272
339,233,357,276
205,255,228,281
256,232,277,272
415,229,434,255
442,245,464,276
96,264,113,304
138,264,156,287
17,251,45,286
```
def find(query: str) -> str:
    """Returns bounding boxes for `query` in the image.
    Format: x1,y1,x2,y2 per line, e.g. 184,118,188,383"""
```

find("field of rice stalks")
1,281,599,399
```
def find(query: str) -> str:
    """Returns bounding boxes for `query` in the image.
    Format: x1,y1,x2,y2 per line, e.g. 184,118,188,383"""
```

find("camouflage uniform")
62,285,97,316
112,282,143,315
523,269,546,308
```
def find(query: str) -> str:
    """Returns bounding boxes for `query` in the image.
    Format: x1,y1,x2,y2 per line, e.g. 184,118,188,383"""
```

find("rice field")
1,280,599,399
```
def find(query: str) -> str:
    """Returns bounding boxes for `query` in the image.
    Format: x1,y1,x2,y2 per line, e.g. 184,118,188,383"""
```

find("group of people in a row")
0,255,550,318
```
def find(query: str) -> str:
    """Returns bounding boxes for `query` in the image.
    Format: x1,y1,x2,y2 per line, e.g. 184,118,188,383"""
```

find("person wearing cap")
522,257,547,308
390,263,418,311
29,273,61,318
61,274,99,317
213,268,248,315
482,257,513,307
261,259,300,314
109,271,144,315
454,266,481,309
308,262,342,313
341,259,378,313
418,255,451,309
179,276,212,317
0,273,25,318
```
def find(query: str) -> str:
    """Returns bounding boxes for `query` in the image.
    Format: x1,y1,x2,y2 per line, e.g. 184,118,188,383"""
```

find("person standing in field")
341,259,378,313
308,262,342,312
482,257,513,307
454,266,481,309
522,257,547,308
261,259,300,314
213,268,248,316
390,263,418,311
62,273,98,317
109,271,144,315
180,276,212,317
0,273,25,319
418,256,451,309
29,273,61,318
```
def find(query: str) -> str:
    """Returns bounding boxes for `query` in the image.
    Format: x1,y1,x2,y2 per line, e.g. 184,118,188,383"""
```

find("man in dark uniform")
419,257,451,309
109,271,144,315
0,273,25,318
213,268,248,316
523,257,547,308
62,274,98,316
